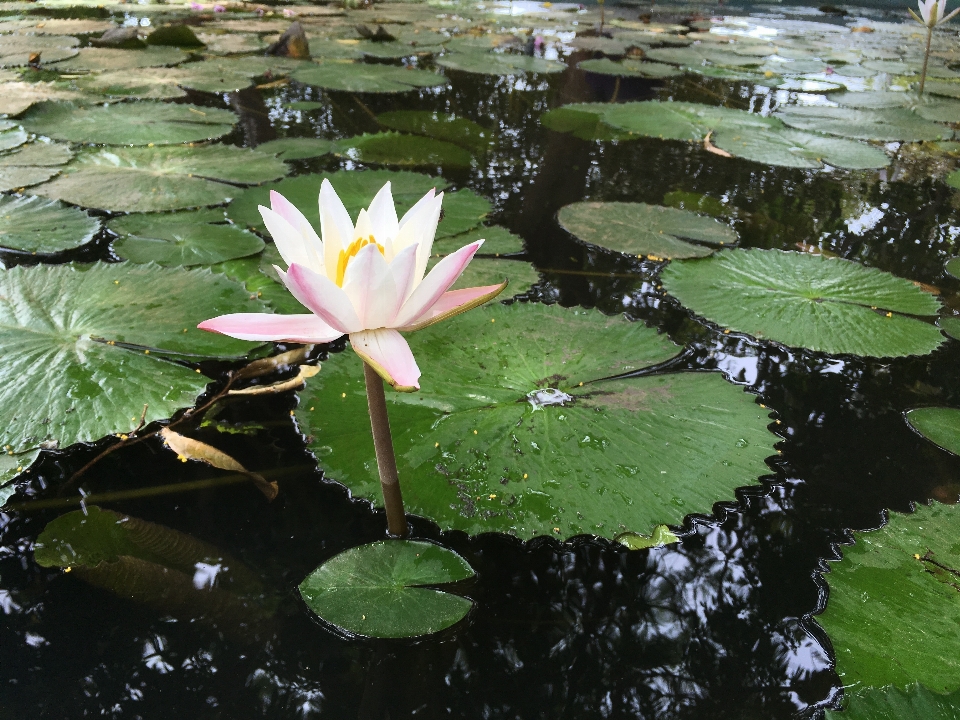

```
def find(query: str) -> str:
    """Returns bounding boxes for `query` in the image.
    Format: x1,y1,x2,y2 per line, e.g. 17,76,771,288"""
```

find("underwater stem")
362,362,409,538
919,24,933,94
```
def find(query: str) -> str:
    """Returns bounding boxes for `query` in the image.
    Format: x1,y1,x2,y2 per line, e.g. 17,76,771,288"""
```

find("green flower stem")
920,23,933,94
363,362,409,538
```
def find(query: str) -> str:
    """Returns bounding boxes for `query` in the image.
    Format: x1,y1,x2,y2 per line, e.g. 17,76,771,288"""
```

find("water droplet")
735,438,749,448
526,387,573,411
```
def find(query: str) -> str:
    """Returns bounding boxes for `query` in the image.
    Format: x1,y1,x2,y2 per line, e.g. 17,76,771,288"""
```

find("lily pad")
540,104,636,142
299,540,474,638
343,132,474,169
211,252,303,315
948,170,960,190
110,209,264,266
938,316,960,340
292,61,447,93
0,448,40,506
295,302,775,540
774,106,953,143
826,685,960,720
578,57,683,78
0,195,99,253
711,127,890,170
31,145,286,213
78,65,253,99
905,407,960,456
49,46,189,72
436,51,565,75
661,249,944,358
21,101,238,146
818,501,960,694
0,141,73,191
0,81,84,116
254,137,339,160
601,100,780,142
558,201,736,260
0,125,27,153
425,255,538,295
433,225,524,256
377,111,492,151
0,262,264,452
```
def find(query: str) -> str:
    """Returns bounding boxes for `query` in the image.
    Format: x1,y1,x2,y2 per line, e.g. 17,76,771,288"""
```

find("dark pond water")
2,2,959,717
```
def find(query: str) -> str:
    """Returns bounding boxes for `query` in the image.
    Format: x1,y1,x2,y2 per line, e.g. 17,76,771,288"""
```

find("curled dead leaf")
703,131,732,158
235,346,313,379
159,428,277,500
229,365,320,396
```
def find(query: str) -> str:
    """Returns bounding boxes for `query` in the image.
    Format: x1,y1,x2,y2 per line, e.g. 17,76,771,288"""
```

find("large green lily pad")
377,111,492,151
343,132,474,168
711,127,890,170
227,170,486,239
0,195,99,253
21,101,238,146
0,262,264,452
296,302,775,540
31,145,286,213
0,141,73,192
558,201,736,260
254,137,340,160
601,100,780,142
578,58,683,79
818,501,960,694
0,81,85,116
661,249,943,358
904,407,960,456
78,65,253,99
425,255,539,296
827,685,960,720
436,51,565,75
433,225,524,256
299,540,475,638
774,106,953,142
292,61,447,93
49,46,189,72
211,252,304,315
109,209,264,266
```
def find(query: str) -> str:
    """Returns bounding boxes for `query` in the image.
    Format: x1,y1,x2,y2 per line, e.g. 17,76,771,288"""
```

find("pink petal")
412,193,444,284
393,241,482,328
397,282,508,332
349,328,421,392
285,263,363,333
270,191,323,249
198,313,342,343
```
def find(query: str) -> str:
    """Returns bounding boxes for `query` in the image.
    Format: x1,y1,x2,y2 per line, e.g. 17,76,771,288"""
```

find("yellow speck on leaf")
435,442,439,447
491,318,495,323
553,527,560,533
64,567,71,573
523,473,528,479
914,553,921,559
489,494,496,499
341,392,346,398
144,350,150,354
178,455,188,463
473,429,478,434
885,312,892,317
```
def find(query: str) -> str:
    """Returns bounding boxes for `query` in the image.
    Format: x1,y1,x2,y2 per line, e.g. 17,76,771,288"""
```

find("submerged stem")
362,362,409,538
919,24,933,95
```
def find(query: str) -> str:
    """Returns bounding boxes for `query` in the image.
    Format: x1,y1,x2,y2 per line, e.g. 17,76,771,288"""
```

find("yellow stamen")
335,235,385,286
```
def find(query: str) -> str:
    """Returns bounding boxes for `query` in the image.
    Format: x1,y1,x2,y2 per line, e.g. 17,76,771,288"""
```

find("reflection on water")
3,0,960,716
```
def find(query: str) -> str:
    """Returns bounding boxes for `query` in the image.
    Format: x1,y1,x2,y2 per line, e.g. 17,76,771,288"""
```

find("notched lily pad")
0,194,99,253
299,540,475,638
558,201,737,260
296,302,775,540
661,249,944,358
904,407,960,457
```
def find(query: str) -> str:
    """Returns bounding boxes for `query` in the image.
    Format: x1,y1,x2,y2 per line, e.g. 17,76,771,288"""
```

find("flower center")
336,235,384,286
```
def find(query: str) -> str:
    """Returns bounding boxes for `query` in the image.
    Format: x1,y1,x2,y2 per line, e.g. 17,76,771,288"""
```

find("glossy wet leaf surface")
31,145,286,213
0,195,99,253
299,540,475,638
826,685,960,720
661,249,944,357
0,141,73,192
21,101,238,146
0,263,263,452
904,407,960,456
558,201,737,259
110,209,264,267
818,501,960,694
297,302,774,540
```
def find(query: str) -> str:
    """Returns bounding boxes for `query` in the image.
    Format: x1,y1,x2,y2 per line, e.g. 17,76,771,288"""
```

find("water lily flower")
910,0,959,26
199,180,506,392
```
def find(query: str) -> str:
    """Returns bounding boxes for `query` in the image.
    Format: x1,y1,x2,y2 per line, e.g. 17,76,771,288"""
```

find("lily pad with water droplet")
296,302,775,540
818,501,960,694
292,61,447,93
299,540,475,638
110,209,264,267
558,201,736,260
661,248,944,358
0,194,99,253
21,101,238,146
0,262,265,453
30,145,286,213
826,684,960,720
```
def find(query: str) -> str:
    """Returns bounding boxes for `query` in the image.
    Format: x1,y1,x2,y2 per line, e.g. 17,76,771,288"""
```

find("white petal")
366,182,400,246
399,188,436,228
340,243,394,328
353,208,375,243
413,193,444,287
386,243,420,322
270,190,324,259
319,179,354,281
259,206,322,273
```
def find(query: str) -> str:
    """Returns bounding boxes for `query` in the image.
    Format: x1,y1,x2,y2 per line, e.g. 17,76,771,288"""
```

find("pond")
0,0,959,717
